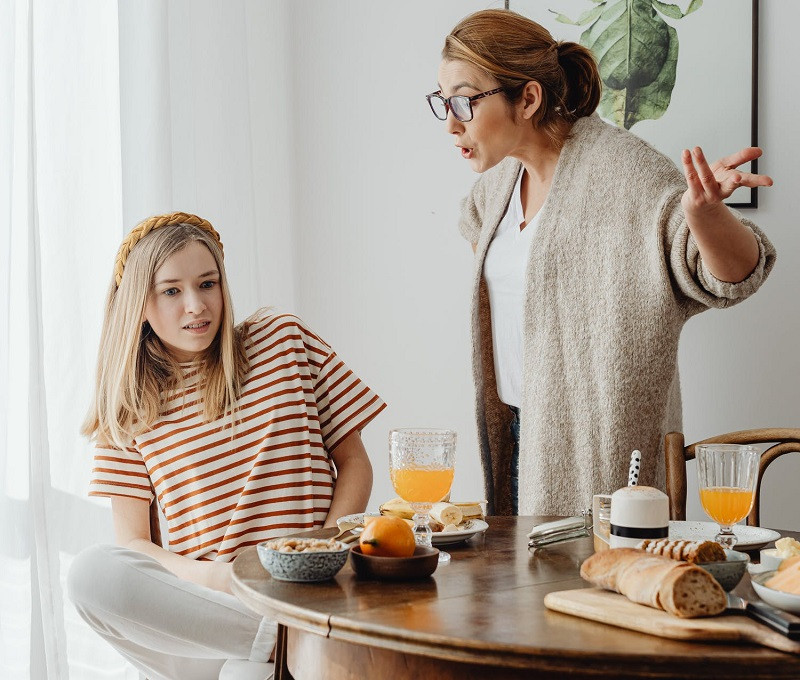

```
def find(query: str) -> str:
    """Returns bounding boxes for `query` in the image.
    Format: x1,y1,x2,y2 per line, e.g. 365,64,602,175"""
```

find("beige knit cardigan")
459,115,776,516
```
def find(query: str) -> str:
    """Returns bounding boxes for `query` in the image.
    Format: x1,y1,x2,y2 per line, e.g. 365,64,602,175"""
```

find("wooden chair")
149,487,163,546
665,428,800,525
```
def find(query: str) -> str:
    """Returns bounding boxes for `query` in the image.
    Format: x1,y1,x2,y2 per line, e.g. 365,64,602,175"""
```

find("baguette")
580,548,726,618
638,539,725,563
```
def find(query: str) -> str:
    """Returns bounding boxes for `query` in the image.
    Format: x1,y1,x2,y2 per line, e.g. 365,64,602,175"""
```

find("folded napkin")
528,513,592,548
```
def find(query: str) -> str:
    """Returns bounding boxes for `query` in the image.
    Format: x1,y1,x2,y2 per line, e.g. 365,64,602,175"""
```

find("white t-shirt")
483,168,540,408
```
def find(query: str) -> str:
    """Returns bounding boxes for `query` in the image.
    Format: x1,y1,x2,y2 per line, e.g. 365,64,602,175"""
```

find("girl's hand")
680,146,773,217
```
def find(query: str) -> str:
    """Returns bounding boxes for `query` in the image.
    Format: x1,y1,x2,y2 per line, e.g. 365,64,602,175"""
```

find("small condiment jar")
609,485,669,549
592,494,612,552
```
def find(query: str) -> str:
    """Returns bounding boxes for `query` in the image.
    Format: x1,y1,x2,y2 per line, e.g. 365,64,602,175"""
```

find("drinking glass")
696,443,760,549
389,428,456,564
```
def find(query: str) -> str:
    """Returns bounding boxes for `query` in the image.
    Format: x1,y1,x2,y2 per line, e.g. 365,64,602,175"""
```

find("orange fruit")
359,515,416,557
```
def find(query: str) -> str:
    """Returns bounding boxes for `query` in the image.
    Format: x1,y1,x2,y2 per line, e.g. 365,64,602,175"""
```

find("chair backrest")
149,500,162,546
665,428,800,525
149,485,163,547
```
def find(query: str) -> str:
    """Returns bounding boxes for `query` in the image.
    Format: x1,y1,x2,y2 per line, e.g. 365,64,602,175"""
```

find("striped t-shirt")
89,313,386,561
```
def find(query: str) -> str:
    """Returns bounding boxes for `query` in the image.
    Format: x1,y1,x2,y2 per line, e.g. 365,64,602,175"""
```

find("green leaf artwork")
551,0,703,129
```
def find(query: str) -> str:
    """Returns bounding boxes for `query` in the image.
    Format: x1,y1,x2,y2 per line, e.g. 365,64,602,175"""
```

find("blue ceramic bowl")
698,549,749,591
257,540,350,582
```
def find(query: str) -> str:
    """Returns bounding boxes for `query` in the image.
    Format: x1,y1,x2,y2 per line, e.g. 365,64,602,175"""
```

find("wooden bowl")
350,545,439,580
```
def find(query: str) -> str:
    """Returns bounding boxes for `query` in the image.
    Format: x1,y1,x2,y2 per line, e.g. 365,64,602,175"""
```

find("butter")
775,537,800,558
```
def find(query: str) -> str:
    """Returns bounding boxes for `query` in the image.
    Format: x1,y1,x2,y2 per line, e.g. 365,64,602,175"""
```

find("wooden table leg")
273,623,294,680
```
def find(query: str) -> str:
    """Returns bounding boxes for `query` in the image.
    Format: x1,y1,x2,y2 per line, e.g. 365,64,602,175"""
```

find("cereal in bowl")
264,537,344,553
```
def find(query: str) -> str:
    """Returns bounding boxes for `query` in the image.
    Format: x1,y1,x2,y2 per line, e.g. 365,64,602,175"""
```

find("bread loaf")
580,548,726,618
637,539,725,563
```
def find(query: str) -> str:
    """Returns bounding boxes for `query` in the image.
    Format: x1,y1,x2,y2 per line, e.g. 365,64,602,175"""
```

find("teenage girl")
68,212,385,680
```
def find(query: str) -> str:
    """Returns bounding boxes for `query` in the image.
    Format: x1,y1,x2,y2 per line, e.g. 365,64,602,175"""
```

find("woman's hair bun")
554,40,601,118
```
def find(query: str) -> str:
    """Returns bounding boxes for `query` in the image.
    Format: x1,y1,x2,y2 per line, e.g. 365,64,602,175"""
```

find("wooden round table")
231,517,800,679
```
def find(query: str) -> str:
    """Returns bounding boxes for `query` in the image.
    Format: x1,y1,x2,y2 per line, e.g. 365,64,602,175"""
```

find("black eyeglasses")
426,88,504,122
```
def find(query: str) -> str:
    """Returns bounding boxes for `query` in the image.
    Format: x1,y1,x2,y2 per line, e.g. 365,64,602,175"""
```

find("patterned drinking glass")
696,444,760,549
389,429,456,564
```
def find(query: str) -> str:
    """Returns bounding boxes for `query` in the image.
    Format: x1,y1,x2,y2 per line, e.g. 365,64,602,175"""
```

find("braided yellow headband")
114,212,224,287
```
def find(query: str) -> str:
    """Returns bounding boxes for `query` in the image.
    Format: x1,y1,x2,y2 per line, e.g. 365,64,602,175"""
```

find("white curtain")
0,1,294,677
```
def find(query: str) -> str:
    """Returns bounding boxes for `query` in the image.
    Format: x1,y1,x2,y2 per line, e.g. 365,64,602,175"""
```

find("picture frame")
507,0,760,208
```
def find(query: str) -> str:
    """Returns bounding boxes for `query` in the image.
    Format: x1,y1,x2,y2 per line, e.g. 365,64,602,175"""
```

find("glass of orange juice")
696,443,760,549
389,429,456,563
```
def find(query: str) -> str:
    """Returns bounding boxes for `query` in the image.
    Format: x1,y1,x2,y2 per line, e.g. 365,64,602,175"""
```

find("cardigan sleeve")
663,190,777,311
458,176,486,244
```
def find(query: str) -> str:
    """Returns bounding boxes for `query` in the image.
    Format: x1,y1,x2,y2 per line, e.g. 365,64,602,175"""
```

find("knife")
726,592,800,640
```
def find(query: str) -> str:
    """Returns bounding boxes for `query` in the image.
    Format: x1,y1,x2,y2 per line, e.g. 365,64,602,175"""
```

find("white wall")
287,0,498,508
679,2,800,529
125,0,798,527
121,0,299,318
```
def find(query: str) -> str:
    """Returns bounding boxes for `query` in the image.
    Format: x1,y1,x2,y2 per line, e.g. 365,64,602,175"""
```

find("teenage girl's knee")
67,544,131,612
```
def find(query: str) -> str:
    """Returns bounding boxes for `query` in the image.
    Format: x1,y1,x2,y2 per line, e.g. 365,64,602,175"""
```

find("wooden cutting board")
545,587,800,654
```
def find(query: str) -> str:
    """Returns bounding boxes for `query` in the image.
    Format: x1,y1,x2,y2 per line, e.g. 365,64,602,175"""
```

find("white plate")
668,520,780,551
431,519,489,546
336,514,488,546
751,571,800,614
337,513,368,532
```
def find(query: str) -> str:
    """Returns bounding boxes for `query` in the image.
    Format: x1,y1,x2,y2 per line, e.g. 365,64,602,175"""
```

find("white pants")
67,545,276,680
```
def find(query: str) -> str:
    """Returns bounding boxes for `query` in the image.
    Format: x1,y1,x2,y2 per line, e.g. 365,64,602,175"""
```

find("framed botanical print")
508,0,760,207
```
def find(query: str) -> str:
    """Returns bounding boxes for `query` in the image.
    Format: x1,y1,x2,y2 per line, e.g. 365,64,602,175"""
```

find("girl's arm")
111,495,233,593
324,430,374,528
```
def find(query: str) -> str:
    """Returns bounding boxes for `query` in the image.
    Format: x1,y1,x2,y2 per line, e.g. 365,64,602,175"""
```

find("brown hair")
443,9,601,149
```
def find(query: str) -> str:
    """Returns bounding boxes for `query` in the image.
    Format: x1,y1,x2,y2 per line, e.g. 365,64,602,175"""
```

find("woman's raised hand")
681,146,773,214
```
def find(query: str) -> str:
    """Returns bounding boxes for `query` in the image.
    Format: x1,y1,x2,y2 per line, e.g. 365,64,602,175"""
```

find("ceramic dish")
337,514,489,547
697,549,749,591
760,548,785,571
256,540,349,582
747,562,772,576
751,571,800,614
668,521,780,551
350,545,439,580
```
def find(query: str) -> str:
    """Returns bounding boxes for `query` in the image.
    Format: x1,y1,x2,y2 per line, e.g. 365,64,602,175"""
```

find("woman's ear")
519,80,543,121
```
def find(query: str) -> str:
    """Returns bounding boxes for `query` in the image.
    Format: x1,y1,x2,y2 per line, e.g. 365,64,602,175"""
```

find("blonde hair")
443,9,601,149
82,214,249,449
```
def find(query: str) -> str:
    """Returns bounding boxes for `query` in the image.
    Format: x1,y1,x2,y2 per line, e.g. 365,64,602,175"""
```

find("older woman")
428,9,776,516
